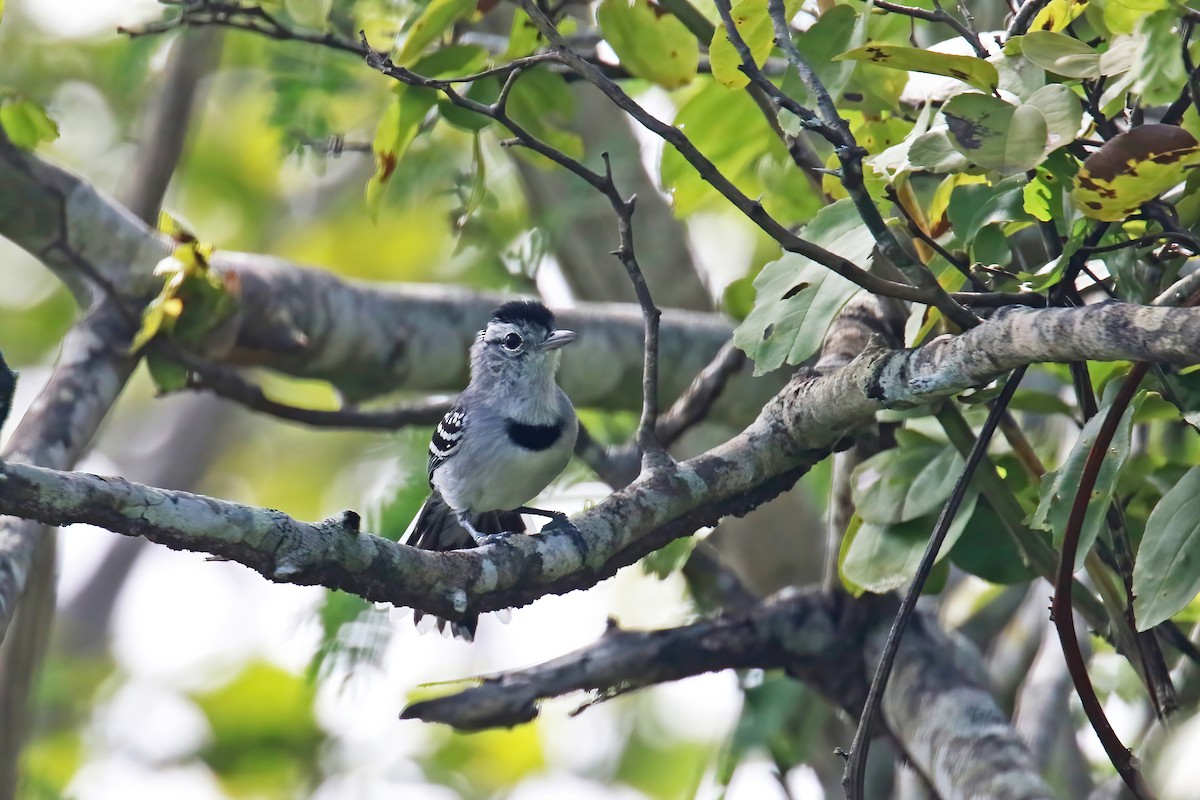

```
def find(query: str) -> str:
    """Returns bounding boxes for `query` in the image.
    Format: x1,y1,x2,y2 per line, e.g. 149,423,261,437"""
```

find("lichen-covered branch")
404,589,1053,800
0,140,775,420
0,302,1195,623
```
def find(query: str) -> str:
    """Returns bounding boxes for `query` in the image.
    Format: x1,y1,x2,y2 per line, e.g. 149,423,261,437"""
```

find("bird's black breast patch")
506,419,564,451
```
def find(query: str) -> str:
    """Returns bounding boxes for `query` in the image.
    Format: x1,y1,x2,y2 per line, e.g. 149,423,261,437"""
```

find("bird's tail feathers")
402,493,525,642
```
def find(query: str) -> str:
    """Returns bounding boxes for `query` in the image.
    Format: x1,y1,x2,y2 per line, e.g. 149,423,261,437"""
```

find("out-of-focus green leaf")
1017,31,1100,78
194,662,321,796
949,501,1039,584
842,490,977,594
1104,0,1168,35
835,43,999,94
642,536,697,578
1132,10,1187,106
1031,393,1143,570
1133,466,1200,629
427,725,546,793
709,0,774,89
1073,124,1200,221
0,95,59,150
504,8,541,58
722,276,756,321
597,0,698,88
394,0,478,66
851,439,964,524
366,84,438,220
717,674,824,789
505,69,583,166
732,200,872,375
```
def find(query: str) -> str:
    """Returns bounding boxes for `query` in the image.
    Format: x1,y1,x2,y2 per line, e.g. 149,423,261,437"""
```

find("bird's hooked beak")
541,329,577,350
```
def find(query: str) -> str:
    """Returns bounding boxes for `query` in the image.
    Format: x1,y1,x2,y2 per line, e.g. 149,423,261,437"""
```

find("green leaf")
1031,393,1143,571
942,93,1048,174
365,84,438,219
1017,31,1100,78
949,501,1039,584
1132,9,1187,106
1073,124,1200,221
851,440,965,524
835,43,999,94
503,8,541,59
786,4,864,104
0,95,59,150
842,491,978,594
1104,0,1169,35
732,200,872,374
1134,467,1200,629
504,69,583,166
662,79,819,218
394,0,478,66
146,354,189,393
597,0,699,89
908,129,972,173
964,174,1036,242
709,0,774,89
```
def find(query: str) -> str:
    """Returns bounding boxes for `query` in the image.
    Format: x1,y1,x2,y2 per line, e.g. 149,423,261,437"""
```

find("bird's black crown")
491,299,555,331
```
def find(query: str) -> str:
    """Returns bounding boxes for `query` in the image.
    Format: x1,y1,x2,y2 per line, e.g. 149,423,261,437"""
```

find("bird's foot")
472,530,517,547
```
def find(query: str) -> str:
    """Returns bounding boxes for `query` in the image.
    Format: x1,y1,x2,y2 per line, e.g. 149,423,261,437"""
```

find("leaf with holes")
597,0,698,89
835,43,999,94
732,200,872,375
1072,124,1200,221
1031,393,1143,571
1134,467,1200,629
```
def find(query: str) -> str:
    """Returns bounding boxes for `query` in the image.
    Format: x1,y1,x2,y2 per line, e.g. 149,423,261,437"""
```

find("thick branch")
405,589,1053,800
0,142,775,420
0,303,1195,622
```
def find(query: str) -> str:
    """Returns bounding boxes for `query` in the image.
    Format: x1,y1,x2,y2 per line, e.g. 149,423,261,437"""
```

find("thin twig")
1007,0,1052,39
655,339,745,447
869,0,989,58
510,0,969,313
842,367,1028,800
598,153,669,469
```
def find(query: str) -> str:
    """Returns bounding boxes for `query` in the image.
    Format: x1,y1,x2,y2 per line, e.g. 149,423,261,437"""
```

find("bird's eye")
502,332,523,351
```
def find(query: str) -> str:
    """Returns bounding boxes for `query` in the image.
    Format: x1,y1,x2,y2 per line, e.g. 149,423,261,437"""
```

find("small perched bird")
403,299,579,640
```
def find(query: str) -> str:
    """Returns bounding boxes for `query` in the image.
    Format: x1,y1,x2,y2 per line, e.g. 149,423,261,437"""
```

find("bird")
402,299,579,640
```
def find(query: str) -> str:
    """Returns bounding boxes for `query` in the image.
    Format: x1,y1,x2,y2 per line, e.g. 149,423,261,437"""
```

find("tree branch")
0,303,1196,623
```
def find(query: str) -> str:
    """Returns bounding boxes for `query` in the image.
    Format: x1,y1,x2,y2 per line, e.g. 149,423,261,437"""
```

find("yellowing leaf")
597,0,699,88
1073,124,1200,221
394,0,477,66
835,43,999,94
709,0,773,90
1030,0,1088,32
